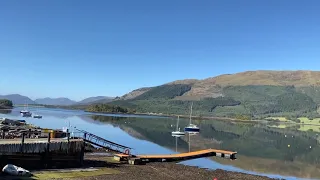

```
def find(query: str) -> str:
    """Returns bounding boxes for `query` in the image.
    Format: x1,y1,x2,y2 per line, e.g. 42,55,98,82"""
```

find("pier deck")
114,149,237,164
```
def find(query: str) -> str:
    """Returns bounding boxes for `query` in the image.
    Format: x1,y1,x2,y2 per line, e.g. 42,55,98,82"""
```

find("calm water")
0,108,319,180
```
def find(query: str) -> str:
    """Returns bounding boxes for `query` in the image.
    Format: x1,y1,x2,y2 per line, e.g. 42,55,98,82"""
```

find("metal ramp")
74,128,132,153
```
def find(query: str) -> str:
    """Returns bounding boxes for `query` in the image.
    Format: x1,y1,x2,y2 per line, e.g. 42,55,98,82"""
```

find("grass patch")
32,168,119,179
298,117,320,125
265,117,288,121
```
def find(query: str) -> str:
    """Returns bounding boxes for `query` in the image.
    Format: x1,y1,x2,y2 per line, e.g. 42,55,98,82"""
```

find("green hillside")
107,84,320,119
71,71,320,119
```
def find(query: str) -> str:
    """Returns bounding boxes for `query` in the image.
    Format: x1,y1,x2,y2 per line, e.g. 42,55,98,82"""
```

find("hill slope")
34,97,76,106
0,94,35,104
78,96,114,104
107,70,320,119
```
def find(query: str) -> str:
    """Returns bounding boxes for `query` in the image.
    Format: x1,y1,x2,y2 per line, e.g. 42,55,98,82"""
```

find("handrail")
73,128,132,153
76,128,131,149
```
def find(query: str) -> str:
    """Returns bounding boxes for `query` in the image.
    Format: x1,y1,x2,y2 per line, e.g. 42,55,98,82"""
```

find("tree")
0,99,13,108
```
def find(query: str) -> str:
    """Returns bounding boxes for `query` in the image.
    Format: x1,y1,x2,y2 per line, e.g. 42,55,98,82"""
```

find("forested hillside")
105,71,320,119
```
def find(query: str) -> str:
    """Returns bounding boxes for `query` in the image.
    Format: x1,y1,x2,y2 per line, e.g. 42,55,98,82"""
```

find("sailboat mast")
189,102,193,124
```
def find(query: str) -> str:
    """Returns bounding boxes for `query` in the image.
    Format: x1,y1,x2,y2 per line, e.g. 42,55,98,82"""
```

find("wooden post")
20,133,25,153
80,133,86,166
47,132,51,151
44,132,51,168
67,129,70,154
2,130,5,139
28,129,31,138
67,129,70,143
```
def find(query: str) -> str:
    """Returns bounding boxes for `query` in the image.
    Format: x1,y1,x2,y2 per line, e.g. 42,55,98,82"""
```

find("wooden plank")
115,149,237,161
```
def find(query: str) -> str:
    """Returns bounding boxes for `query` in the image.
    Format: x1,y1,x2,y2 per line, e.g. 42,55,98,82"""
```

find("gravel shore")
80,163,279,180
0,154,281,180
75,155,280,180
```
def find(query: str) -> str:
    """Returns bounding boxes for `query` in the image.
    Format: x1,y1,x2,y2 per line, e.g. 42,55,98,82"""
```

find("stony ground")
74,162,280,180
0,154,281,180
70,155,280,180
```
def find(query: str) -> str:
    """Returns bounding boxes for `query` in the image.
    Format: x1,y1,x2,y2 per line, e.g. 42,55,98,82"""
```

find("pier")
0,119,237,169
114,149,237,165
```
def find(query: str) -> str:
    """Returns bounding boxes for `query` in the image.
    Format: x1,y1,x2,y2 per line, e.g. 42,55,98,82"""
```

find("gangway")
74,128,132,153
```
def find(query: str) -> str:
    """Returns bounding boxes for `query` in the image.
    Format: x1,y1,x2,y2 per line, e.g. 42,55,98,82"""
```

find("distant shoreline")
11,105,320,127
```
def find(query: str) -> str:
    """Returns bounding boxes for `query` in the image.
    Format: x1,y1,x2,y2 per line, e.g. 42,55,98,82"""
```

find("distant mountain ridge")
77,96,114,104
0,94,113,106
34,97,77,106
0,94,35,104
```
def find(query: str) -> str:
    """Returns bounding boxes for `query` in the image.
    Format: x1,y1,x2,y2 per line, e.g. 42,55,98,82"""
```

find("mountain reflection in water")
89,115,320,179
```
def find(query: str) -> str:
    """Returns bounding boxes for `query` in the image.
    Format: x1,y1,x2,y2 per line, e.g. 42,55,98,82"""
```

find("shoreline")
9,106,320,128
23,154,280,180
86,111,320,127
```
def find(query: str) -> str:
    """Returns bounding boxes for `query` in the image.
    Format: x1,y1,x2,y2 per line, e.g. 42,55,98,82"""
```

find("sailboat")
33,114,42,118
184,102,200,132
33,106,42,119
172,116,185,136
20,102,32,117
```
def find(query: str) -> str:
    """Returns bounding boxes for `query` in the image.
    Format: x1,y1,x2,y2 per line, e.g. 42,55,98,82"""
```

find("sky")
0,0,320,101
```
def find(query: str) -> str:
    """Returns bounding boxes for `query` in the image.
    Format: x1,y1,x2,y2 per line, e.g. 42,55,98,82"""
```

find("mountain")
0,94,35,104
107,70,320,119
34,97,76,106
77,96,114,104
118,87,153,100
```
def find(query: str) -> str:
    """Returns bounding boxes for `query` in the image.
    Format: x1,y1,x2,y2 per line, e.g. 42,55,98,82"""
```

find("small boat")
21,111,32,117
20,110,30,113
172,116,185,136
184,124,200,132
20,102,32,117
33,114,42,119
184,102,200,132
33,107,42,119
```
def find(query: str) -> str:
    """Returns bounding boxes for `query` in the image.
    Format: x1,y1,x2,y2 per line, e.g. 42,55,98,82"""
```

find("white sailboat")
33,114,42,119
172,116,185,136
184,102,200,132
20,102,32,117
33,106,42,119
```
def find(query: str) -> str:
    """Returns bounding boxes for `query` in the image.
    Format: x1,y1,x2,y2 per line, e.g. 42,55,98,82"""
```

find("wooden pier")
114,149,237,165
0,137,85,169
0,124,238,169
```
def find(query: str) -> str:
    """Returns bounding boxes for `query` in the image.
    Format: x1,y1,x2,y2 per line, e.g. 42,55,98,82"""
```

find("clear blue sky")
0,0,320,101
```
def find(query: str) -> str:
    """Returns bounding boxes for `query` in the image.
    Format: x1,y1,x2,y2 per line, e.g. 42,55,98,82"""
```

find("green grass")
33,168,119,179
266,116,320,125
266,116,320,132
298,117,320,125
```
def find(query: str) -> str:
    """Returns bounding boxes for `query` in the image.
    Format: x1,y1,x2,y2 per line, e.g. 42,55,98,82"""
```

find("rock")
2,164,31,177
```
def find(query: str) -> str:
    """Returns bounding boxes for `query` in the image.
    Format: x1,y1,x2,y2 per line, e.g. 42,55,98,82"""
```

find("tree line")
0,99,13,109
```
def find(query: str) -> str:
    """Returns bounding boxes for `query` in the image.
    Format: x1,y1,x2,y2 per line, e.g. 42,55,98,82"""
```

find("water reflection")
0,109,12,114
0,108,319,179
92,115,320,179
